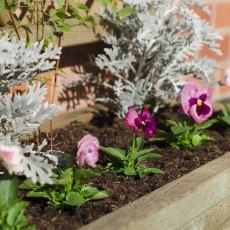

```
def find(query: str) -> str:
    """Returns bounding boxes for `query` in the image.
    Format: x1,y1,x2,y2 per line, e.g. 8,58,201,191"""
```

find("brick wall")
198,0,230,101
48,0,230,113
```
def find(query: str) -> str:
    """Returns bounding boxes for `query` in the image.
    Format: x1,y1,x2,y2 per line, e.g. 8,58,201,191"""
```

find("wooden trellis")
0,0,107,47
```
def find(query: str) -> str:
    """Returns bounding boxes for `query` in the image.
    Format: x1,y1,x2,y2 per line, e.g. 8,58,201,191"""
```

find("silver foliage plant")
96,0,223,117
0,35,61,94
0,35,61,184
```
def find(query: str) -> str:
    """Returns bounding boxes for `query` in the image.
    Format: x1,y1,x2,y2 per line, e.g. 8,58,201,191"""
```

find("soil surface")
21,107,230,230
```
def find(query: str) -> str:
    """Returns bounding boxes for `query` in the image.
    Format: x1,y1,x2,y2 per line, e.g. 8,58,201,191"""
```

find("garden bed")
20,106,230,230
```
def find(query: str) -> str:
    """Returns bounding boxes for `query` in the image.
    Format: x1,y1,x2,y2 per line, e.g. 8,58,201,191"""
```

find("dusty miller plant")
96,0,222,117
0,35,61,184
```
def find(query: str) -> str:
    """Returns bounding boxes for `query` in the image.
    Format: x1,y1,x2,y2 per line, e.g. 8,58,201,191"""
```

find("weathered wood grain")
0,18,106,47
81,153,230,230
0,10,19,26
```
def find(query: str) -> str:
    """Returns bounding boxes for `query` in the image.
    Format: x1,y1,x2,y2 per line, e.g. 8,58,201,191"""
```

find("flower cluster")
179,82,213,123
76,134,99,168
125,107,157,138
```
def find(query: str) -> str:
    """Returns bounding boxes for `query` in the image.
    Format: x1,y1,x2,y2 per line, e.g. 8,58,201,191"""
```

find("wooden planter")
80,153,230,230
41,109,230,230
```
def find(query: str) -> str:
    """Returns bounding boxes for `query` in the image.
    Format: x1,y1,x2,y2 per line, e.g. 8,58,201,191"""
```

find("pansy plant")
152,81,216,149
19,168,109,209
101,107,164,179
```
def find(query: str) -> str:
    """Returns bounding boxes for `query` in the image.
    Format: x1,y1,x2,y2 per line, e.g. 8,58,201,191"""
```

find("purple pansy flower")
125,107,157,138
76,134,99,168
179,81,213,123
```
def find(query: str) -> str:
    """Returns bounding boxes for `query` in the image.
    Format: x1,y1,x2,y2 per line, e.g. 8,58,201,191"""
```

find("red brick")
199,34,229,61
192,4,212,23
215,3,230,28
218,67,230,95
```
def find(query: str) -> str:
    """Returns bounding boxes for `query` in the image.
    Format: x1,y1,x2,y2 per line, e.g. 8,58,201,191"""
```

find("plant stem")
49,0,69,150
129,132,136,167
4,0,20,40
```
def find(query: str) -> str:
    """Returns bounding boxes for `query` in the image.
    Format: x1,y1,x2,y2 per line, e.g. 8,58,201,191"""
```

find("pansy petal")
84,150,99,168
190,103,213,123
144,117,157,138
134,116,143,128
196,85,212,102
140,108,151,121
78,134,99,149
125,107,139,131
196,103,211,116
180,82,198,115
144,128,155,138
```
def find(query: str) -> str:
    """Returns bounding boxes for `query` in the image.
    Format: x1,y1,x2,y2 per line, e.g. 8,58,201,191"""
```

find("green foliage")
101,134,164,179
19,168,109,208
99,0,133,24
0,174,35,230
217,104,230,126
151,118,216,149
48,2,94,34
0,0,18,12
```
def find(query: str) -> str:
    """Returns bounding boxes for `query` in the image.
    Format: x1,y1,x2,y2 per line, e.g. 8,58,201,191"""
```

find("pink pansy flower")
76,134,99,168
0,144,23,174
225,67,230,87
179,81,213,123
125,107,157,138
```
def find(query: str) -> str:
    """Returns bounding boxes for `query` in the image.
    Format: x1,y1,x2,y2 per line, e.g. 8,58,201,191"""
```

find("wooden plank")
81,153,230,230
183,197,230,230
216,219,230,230
0,10,19,26
0,18,106,47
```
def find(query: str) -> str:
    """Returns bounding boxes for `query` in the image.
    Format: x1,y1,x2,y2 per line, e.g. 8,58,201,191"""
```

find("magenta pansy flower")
76,134,99,168
179,81,213,123
125,107,157,138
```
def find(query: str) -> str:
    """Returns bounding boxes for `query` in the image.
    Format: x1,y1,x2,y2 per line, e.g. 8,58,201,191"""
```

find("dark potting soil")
21,108,230,230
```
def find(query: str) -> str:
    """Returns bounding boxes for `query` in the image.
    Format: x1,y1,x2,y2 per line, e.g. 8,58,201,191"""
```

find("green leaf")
135,137,144,151
58,68,67,76
65,192,85,206
27,188,50,200
220,116,230,125
19,179,38,190
134,148,155,160
124,167,137,176
60,23,72,32
49,191,65,203
75,169,101,182
192,134,202,146
136,153,162,164
171,125,189,135
99,0,113,7
140,167,164,176
6,202,27,226
194,119,217,131
15,214,29,229
100,146,126,160
117,7,133,17
80,186,99,198
56,0,65,7
52,168,73,192
0,0,18,12
89,191,109,200
0,174,17,207
74,3,89,11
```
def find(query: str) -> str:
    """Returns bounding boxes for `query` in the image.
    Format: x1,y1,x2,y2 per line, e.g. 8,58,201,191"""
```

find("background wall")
198,0,230,100
13,0,230,113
